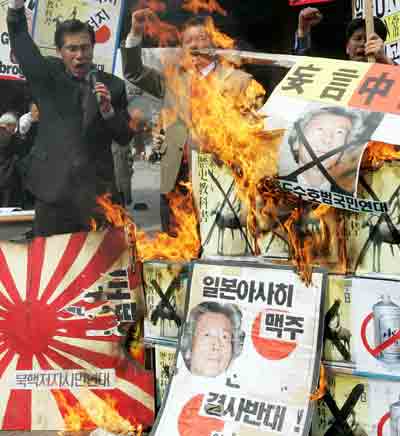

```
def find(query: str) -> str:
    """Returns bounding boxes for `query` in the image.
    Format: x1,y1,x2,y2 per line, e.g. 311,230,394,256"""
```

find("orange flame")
93,184,200,263
55,391,143,434
136,182,201,261
182,0,227,16
362,141,400,170
204,16,234,48
129,322,146,365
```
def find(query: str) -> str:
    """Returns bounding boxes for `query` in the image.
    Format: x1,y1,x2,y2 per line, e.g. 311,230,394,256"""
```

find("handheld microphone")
88,68,102,104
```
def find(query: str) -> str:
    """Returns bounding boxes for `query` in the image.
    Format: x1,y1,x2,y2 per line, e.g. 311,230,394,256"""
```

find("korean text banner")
152,260,326,436
261,57,400,214
33,0,124,73
0,0,32,80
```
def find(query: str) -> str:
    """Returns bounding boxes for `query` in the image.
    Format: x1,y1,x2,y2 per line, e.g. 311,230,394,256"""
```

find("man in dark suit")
121,9,257,233
7,0,132,236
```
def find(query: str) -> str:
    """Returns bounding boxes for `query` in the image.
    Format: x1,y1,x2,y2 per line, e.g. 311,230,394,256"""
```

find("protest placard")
33,0,124,73
0,229,154,430
152,260,326,436
261,57,400,213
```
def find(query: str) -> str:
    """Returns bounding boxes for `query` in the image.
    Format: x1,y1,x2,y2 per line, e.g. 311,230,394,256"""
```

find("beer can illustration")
373,295,400,363
390,398,400,436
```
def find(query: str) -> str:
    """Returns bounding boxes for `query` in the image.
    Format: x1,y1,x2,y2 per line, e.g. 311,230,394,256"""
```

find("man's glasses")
63,44,93,53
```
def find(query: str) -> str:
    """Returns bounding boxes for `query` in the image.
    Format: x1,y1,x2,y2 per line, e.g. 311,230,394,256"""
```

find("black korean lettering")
281,64,322,94
265,313,284,338
236,399,261,426
219,277,238,300
202,276,220,298
284,315,305,340
205,392,224,416
223,396,237,419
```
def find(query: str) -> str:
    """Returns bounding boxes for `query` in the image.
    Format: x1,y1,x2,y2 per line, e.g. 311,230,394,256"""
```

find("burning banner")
152,260,326,436
33,0,124,73
0,229,154,430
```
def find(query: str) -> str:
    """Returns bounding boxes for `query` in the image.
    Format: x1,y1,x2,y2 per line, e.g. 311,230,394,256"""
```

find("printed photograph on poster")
154,343,176,410
152,260,326,436
313,370,400,436
277,102,383,196
192,151,257,258
312,372,370,436
142,261,189,343
348,162,400,275
350,276,400,378
323,276,355,368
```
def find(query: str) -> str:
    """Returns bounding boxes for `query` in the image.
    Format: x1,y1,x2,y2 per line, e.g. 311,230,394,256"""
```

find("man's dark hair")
346,17,388,42
181,15,210,33
54,20,96,49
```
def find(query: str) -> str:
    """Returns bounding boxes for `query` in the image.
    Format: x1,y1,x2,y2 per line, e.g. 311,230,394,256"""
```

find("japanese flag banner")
289,0,334,5
0,229,154,430
152,260,326,436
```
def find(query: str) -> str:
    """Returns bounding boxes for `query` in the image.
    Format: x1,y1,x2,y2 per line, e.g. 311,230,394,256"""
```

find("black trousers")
33,200,93,237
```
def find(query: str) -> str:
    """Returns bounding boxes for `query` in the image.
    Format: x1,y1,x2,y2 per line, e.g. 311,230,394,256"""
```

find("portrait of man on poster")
181,301,245,377
280,105,383,194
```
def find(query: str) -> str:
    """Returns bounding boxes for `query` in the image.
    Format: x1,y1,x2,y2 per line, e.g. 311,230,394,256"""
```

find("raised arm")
7,0,51,83
121,8,165,99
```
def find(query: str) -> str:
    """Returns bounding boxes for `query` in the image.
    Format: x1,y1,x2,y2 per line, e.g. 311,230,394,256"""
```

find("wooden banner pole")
364,0,375,62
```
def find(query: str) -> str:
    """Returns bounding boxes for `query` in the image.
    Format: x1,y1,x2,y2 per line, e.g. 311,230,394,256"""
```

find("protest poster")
154,343,176,410
322,275,400,380
142,261,189,344
261,57,400,214
192,151,258,259
33,0,124,73
353,0,400,64
0,0,33,80
152,260,326,436
347,162,400,275
0,229,154,430
312,370,400,436
322,275,354,368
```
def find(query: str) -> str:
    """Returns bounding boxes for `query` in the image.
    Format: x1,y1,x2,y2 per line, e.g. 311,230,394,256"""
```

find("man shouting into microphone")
7,1,132,236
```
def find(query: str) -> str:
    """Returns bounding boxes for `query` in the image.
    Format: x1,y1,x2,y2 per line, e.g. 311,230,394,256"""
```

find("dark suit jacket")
7,7,132,207
121,45,252,194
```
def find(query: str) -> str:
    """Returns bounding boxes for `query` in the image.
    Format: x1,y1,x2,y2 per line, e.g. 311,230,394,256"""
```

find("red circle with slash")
360,312,400,358
178,394,224,436
251,313,296,360
377,412,390,436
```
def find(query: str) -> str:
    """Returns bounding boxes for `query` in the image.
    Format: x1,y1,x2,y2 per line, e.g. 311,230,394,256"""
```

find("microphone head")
88,68,97,88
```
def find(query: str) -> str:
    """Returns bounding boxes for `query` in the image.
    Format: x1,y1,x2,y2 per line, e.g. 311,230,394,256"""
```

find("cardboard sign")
0,229,154,430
